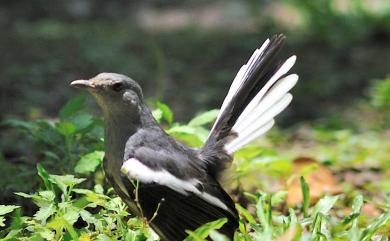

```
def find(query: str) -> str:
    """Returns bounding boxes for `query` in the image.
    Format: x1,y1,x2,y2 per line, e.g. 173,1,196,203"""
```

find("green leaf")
70,113,94,131
351,194,364,214
38,190,56,201
360,212,390,241
34,203,55,223
39,229,55,240
1,228,21,239
49,174,86,193
1,119,34,130
63,207,80,225
97,234,115,241
0,216,6,227
74,151,105,174
300,176,310,218
61,217,79,240
56,121,76,137
312,195,338,216
236,204,256,224
234,146,266,160
256,196,273,240
14,192,33,198
0,205,20,216
185,231,206,241
289,208,298,227
184,218,228,241
188,109,219,126
59,94,86,119
344,194,364,225
0,205,20,228
156,101,174,124
37,164,53,191
370,78,390,109
79,210,98,225
167,125,206,147
152,109,163,123
209,231,230,241
271,191,288,206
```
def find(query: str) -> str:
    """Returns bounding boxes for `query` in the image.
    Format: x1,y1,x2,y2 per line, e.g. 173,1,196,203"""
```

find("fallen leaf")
362,203,381,217
286,157,342,206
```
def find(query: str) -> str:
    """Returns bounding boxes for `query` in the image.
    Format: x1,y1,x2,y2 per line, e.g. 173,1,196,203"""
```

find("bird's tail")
202,35,297,171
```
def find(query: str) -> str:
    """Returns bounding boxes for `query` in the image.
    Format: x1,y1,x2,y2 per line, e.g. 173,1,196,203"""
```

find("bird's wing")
201,35,298,177
121,155,236,216
131,182,238,241
120,141,238,239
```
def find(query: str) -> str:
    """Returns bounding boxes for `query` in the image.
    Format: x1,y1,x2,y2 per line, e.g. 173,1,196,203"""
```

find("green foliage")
287,0,390,45
0,205,20,227
187,110,219,127
152,101,174,125
232,191,390,241
74,151,105,174
300,177,310,218
0,95,105,203
1,165,157,241
2,95,104,187
166,108,218,148
370,78,390,110
184,218,228,241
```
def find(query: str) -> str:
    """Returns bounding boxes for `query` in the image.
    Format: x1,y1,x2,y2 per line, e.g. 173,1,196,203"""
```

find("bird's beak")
70,79,95,89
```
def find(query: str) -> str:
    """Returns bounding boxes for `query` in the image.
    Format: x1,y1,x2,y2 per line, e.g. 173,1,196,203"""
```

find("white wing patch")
121,158,229,211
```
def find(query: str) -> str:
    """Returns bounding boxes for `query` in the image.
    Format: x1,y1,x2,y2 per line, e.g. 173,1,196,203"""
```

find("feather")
121,158,230,211
233,74,298,133
226,93,293,153
201,34,298,177
213,39,271,128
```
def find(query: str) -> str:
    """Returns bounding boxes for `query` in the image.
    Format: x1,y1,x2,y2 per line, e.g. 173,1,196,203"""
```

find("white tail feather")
236,56,296,125
223,67,297,153
208,39,298,154
226,120,275,153
233,93,293,137
225,93,293,153
233,74,298,133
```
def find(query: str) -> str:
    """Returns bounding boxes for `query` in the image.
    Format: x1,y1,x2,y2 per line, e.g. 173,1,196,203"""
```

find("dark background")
1,0,389,122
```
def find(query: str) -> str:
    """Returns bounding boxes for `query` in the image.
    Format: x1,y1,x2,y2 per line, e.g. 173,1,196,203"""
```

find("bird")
70,34,298,241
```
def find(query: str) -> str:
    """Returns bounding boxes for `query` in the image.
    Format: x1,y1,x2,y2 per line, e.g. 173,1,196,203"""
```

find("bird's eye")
112,82,124,92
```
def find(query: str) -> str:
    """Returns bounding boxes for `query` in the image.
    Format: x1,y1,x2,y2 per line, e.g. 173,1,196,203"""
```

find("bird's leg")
148,198,165,224
131,180,145,220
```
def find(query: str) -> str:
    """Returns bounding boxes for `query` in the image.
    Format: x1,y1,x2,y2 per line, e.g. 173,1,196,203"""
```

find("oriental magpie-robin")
70,34,298,240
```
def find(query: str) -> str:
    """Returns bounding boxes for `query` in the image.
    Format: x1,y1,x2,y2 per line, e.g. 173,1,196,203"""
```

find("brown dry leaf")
362,203,381,217
286,157,342,206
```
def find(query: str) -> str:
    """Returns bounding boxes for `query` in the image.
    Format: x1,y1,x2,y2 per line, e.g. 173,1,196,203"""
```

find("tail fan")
201,34,298,176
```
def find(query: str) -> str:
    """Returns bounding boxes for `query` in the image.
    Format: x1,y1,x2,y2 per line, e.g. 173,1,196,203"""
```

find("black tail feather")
201,34,286,177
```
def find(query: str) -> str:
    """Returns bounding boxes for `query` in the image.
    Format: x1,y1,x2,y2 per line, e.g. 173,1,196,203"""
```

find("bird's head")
70,73,143,116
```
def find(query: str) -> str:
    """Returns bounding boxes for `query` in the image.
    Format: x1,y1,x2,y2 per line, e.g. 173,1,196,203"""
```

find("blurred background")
1,0,389,208
2,0,390,122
